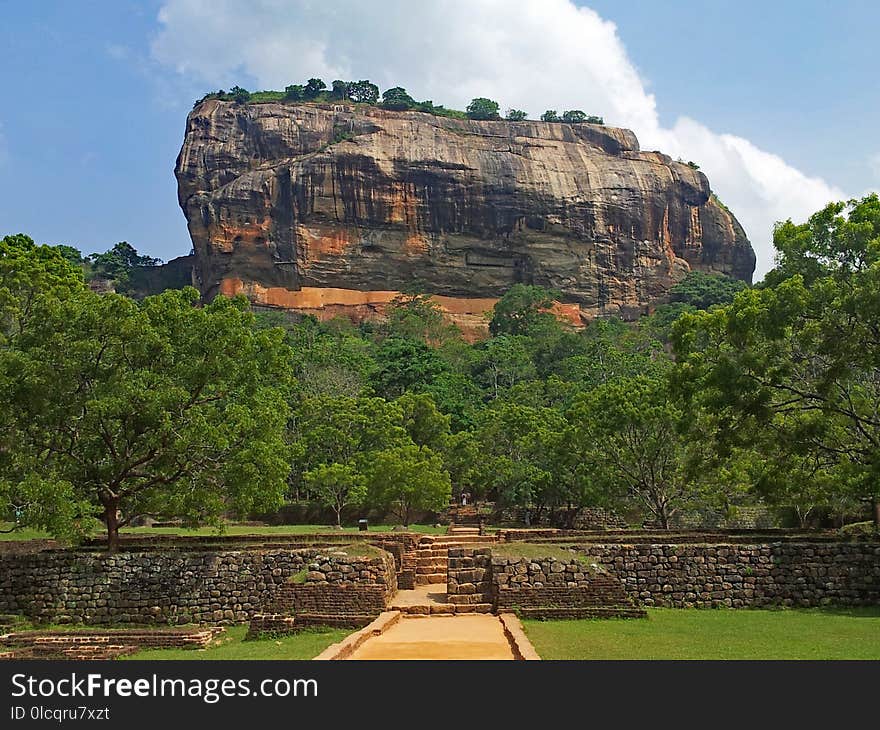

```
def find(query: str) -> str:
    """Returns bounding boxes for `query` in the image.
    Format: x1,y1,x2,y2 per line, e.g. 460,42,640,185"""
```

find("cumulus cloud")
151,0,850,279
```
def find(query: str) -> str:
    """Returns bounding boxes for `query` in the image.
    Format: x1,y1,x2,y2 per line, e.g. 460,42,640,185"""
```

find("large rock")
175,100,755,335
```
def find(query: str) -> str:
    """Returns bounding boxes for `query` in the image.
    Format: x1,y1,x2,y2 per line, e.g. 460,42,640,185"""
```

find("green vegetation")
523,607,880,659
674,194,880,527
466,97,501,120
196,78,603,126
0,522,446,541
542,110,603,124
121,625,348,660
3,195,879,543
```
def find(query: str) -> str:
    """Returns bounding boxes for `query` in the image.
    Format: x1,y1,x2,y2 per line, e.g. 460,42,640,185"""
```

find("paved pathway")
347,614,516,660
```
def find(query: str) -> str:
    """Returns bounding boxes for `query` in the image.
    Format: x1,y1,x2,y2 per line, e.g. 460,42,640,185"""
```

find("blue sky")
1,1,877,278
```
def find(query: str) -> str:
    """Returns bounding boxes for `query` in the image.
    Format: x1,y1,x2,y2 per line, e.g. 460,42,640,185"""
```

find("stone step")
394,603,494,616
416,565,447,574
447,594,493,605
414,573,447,585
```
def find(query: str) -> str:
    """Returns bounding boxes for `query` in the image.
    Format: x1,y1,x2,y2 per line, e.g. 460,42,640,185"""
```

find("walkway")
347,614,517,660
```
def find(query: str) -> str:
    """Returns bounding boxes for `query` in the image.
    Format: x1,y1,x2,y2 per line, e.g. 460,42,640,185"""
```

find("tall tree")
304,463,366,527
465,97,501,120
364,445,451,526
1,287,292,549
347,80,379,104
381,87,416,111
673,194,880,526
570,371,713,528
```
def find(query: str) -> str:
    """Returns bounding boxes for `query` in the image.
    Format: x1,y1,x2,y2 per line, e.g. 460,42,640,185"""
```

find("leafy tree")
562,110,587,124
347,80,379,104
52,245,85,266
371,336,449,398
0,234,85,337
422,371,483,432
384,293,456,344
489,283,559,336
673,195,880,525
540,110,560,122
474,402,574,525
396,392,450,453
442,430,482,501
465,97,501,120
669,270,748,310
304,463,366,527
330,80,349,100
381,87,417,111
570,371,709,528
585,115,604,125
0,287,292,549
304,78,327,99
284,84,306,101
473,334,537,398
364,445,451,525
558,317,664,390
229,85,251,103
764,193,880,287
290,396,408,475
505,109,528,121
88,241,161,291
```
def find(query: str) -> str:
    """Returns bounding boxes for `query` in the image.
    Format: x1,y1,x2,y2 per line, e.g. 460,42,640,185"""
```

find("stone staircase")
414,535,496,587
446,504,483,538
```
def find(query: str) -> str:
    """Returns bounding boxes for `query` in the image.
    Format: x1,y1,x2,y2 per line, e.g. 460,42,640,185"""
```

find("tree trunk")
657,502,670,530
103,499,120,552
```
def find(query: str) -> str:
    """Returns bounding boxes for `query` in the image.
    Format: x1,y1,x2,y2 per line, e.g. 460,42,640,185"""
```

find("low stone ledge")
313,611,401,660
498,613,541,660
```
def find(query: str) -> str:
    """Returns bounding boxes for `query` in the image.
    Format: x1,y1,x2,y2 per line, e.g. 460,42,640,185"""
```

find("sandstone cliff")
175,100,755,333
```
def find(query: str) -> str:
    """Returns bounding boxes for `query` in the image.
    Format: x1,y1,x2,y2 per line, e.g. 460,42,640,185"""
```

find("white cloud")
151,0,851,280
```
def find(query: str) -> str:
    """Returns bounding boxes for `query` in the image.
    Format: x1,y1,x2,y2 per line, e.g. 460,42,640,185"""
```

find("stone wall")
576,542,880,608
0,547,396,626
490,555,645,618
446,547,493,606
573,508,628,530
270,549,397,623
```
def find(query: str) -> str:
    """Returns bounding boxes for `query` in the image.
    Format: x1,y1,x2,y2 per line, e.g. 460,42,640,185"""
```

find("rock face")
176,100,755,333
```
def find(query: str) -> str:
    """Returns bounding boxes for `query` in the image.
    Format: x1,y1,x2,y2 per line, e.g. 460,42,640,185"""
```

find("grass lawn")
523,607,880,660
120,625,349,660
0,522,446,542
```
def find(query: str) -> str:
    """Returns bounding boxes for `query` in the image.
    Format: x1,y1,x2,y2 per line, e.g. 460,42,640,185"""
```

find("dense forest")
1,194,878,547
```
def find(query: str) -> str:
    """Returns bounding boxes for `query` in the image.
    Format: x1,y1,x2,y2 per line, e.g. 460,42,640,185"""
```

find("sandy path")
347,614,516,660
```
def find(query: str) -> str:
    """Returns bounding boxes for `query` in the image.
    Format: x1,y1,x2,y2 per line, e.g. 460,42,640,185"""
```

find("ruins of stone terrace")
0,522,877,656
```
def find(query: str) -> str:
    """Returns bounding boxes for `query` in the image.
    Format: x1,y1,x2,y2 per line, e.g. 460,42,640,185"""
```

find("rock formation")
175,99,755,335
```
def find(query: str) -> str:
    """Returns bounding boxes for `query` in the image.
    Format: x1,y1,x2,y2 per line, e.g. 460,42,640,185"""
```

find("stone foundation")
576,542,880,608
0,546,396,626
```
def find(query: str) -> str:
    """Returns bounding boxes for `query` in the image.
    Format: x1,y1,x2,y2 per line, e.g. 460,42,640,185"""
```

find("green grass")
0,522,446,542
0,524,53,541
488,542,598,566
121,625,348,661
523,607,880,660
